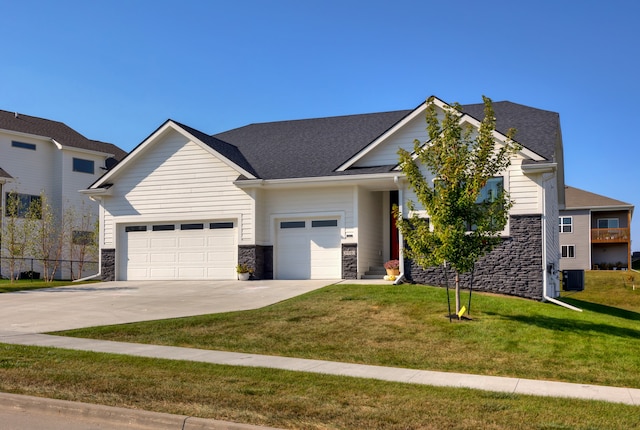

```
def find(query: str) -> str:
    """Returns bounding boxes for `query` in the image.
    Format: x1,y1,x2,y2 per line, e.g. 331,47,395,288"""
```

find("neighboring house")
559,186,634,271
85,96,565,301
0,109,126,278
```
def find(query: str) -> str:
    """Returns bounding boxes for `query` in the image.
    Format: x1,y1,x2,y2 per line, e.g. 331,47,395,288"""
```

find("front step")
362,266,386,279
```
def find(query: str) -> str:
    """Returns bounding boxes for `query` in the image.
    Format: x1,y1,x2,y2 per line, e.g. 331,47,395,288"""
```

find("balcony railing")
591,228,630,243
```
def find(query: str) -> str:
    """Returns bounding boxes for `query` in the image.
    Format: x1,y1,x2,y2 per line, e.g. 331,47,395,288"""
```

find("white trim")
234,172,402,189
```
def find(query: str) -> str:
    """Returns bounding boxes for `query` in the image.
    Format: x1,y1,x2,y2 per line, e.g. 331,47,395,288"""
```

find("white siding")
0,132,58,213
60,149,105,215
353,114,428,167
357,188,384,276
260,186,355,244
509,160,542,215
102,130,253,246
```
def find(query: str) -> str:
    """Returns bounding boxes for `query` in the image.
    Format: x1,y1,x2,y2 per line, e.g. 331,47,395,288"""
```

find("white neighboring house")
0,109,126,279
85,96,565,301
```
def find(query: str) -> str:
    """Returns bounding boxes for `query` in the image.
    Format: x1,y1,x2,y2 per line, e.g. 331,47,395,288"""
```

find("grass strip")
1,343,638,430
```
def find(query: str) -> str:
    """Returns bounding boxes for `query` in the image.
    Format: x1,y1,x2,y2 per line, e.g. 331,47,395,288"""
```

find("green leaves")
396,96,518,275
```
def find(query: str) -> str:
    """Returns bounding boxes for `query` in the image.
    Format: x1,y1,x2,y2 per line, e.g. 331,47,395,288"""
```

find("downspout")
393,176,405,285
541,173,581,311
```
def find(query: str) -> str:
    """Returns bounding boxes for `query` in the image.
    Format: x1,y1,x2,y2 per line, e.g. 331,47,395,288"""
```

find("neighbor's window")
4,193,42,218
561,245,575,258
73,158,95,174
12,141,36,150
559,216,573,233
597,218,619,229
72,230,94,245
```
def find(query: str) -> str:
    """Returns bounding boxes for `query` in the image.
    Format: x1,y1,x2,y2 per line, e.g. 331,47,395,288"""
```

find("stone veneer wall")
101,248,116,281
238,245,273,280
405,215,544,300
342,244,358,279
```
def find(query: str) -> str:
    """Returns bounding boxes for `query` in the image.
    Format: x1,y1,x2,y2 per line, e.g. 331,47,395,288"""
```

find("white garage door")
122,221,236,280
276,219,341,279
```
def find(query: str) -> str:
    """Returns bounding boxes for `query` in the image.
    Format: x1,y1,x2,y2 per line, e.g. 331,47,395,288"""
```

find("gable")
345,99,547,170
106,129,246,212
90,121,256,191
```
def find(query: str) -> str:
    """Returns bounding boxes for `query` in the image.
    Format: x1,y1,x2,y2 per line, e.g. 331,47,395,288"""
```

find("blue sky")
2,0,639,249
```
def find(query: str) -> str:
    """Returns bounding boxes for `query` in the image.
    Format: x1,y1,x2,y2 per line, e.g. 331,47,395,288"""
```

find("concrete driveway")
0,280,334,334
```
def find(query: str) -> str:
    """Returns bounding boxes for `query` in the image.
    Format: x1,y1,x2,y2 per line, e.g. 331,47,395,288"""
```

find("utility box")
562,270,585,291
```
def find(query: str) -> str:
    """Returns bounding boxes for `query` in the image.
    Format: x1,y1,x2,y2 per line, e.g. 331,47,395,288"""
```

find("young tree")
395,96,519,315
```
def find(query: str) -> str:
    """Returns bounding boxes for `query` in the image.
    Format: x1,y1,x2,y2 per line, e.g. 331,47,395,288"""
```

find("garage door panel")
123,222,236,280
150,237,178,248
178,252,206,263
276,220,340,280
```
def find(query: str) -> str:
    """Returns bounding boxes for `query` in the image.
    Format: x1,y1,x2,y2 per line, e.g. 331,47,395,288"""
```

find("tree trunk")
455,272,461,314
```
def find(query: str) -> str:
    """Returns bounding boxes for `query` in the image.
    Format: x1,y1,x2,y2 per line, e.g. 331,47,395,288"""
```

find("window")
280,221,305,229
125,226,147,232
597,218,619,229
210,222,234,229
12,141,36,150
312,220,338,228
465,177,504,231
152,224,175,231
73,158,95,174
181,223,204,230
561,245,575,258
72,230,94,245
4,193,41,218
559,216,572,233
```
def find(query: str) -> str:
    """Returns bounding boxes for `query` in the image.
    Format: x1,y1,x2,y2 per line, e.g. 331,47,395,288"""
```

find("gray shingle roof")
172,121,258,178
0,166,13,179
0,110,126,161
461,101,560,161
210,101,560,180
214,110,411,179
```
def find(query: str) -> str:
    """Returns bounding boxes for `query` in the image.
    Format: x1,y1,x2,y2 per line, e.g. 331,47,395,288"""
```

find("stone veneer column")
405,215,544,300
342,244,357,279
101,248,116,282
238,245,273,280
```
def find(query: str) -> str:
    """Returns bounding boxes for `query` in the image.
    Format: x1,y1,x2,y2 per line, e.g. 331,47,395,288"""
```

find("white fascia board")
521,162,557,173
564,205,634,212
53,139,115,158
234,172,403,189
79,187,112,197
171,122,257,180
335,100,432,172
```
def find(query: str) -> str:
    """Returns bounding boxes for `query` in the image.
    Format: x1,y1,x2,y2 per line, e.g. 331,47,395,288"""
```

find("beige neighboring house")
559,186,634,271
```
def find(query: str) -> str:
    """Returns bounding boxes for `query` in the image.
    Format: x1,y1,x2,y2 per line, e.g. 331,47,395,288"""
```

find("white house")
0,109,126,279
85,96,565,301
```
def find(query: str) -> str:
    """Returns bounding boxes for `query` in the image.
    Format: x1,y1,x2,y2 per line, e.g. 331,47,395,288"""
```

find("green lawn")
0,279,98,293
1,271,639,429
60,272,640,388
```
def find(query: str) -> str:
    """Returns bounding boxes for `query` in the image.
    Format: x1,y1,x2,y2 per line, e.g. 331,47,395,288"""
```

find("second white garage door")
276,219,341,279
122,221,237,280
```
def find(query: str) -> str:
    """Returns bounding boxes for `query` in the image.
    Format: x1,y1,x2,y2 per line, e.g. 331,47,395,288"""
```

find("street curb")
0,392,282,430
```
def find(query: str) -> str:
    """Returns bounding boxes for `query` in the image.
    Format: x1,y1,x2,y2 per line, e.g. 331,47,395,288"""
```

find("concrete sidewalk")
2,331,639,406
